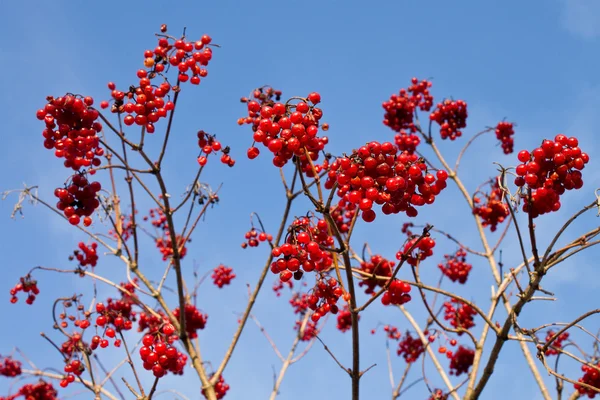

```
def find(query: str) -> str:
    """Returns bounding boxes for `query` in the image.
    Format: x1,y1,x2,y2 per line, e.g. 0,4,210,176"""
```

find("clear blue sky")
1,1,599,399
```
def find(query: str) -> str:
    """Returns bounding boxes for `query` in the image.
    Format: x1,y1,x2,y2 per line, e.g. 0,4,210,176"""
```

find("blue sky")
1,1,599,399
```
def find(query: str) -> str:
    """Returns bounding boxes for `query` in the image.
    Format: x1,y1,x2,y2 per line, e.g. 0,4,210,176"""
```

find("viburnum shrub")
2,24,600,400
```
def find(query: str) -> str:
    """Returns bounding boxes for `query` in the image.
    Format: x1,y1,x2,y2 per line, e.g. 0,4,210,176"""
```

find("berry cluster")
104,81,173,133
9,275,39,305
137,310,170,338
55,298,92,331
69,242,98,267
397,332,425,363
329,197,357,234
108,213,135,242
396,234,436,266
381,279,412,306
381,324,402,340
148,208,189,261
270,217,334,282
241,228,272,249
382,78,433,133
173,304,208,339
358,254,394,295
212,265,236,288
37,95,103,170
544,330,569,356
574,363,600,398
240,88,328,175
1,381,58,400
0,356,21,377
54,174,102,226
495,121,515,154
101,29,215,132
515,135,589,217
60,359,84,388
196,130,235,167
438,248,472,284
429,389,449,400
272,279,293,297
306,277,344,323
139,327,187,378
448,346,475,376
473,179,510,232
336,306,355,333
203,375,230,399
295,319,319,342
326,141,449,222
430,99,468,140
443,299,477,334
93,281,139,347
61,333,88,357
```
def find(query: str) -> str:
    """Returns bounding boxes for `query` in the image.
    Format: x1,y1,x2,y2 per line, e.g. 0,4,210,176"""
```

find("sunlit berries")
326,141,448,222
514,135,589,217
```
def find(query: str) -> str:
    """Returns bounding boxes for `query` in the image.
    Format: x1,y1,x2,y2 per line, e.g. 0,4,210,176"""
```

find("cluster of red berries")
147,208,189,261
381,279,412,306
37,95,104,170
430,99,468,140
326,141,449,222
60,333,86,358
448,346,475,376
95,301,134,347
241,228,272,248
544,330,569,356
9,275,39,305
336,306,355,333
240,88,328,175
108,213,135,241
397,332,425,363
196,130,234,167
358,254,394,295
396,234,436,267
0,356,21,377
574,363,600,398
429,389,449,400
515,135,589,217
56,299,92,331
100,29,214,132
203,375,230,399
443,299,477,334
54,174,102,226
495,121,515,154
69,242,98,267
272,279,293,297
0,381,58,400
295,319,319,342
306,277,345,323
59,359,84,388
379,324,402,340
93,281,138,347
103,81,173,133
137,310,170,338
139,326,187,378
270,217,334,282
330,197,357,234
473,179,510,232
289,293,310,315
438,248,472,284
212,265,236,288
382,78,433,134
173,304,208,339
